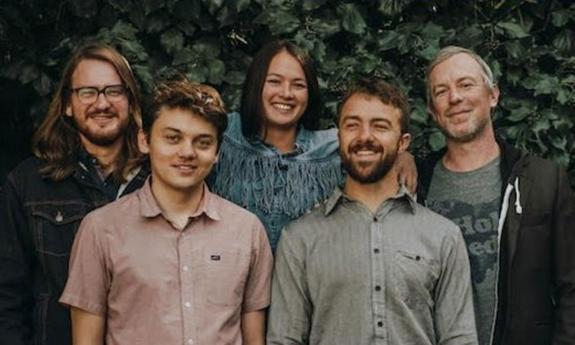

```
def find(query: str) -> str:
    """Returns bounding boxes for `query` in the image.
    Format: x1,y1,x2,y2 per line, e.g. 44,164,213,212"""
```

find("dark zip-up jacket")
0,157,147,345
417,138,575,345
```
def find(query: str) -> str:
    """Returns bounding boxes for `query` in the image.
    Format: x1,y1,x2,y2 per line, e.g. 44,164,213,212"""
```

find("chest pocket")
196,248,250,307
31,202,89,257
392,250,440,310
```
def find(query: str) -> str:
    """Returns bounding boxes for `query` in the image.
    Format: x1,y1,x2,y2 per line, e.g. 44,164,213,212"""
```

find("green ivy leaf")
186,66,208,83
532,118,551,132
309,18,340,36
552,30,573,53
208,59,226,84
173,47,195,65
203,0,224,15
192,41,220,59
143,0,166,15
551,9,571,27
499,21,529,38
19,64,39,84
224,70,245,85
303,0,327,11
146,14,169,33
33,73,52,96
338,4,366,35
160,29,184,55
133,64,155,93
254,7,300,34
107,0,133,13
378,0,410,16
507,106,532,122
550,135,567,150
69,0,98,18
235,0,252,12
534,76,560,96
428,131,445,151
556,88,570,105
378,30,401,50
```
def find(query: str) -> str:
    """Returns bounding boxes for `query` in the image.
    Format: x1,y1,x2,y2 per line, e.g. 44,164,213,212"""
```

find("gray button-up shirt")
267,187,478,345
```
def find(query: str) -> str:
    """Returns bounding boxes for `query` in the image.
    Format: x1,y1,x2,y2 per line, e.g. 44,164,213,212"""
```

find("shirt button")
184,302,191,308
377,321,383,327
183,265,189,271
375,285,381,291
373,248,380,254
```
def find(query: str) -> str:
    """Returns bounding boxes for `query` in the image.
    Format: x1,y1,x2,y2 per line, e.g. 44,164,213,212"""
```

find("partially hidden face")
338,93,410,184
66,58,130,148
261,50,309,131
139,107,219,194
428,53,499,143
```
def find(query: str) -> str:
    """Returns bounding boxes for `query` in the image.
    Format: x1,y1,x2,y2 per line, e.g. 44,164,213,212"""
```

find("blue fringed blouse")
210,113,344,251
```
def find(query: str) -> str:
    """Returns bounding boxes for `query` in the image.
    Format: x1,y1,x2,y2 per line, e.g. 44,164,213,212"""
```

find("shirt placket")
178,225,197,345
371,209,388,344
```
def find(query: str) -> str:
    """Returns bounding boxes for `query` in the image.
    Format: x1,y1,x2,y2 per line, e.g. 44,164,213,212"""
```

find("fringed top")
210,113,343,250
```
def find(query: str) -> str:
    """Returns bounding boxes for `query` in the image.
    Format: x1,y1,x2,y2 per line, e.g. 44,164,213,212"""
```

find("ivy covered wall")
1,0,574,185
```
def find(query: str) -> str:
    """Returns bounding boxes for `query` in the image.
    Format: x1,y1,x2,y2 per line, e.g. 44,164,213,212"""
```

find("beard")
73,110,129,146
440,112,490,143
340,141,398,184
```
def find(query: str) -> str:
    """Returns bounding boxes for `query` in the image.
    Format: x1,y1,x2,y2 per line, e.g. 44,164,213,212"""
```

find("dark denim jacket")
0,157,147,345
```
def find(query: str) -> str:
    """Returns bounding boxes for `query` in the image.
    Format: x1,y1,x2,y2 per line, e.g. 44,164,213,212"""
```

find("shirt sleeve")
266,226,311,345
434,227,479,345
59,213,110,316
552,167,575,344
241,217,273,313
0,178,34,345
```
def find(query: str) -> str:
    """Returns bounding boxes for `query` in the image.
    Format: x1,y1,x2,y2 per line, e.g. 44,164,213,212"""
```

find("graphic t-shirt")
427,157,502,345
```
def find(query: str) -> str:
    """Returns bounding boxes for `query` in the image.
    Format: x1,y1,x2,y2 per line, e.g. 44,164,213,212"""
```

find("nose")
358,124,373,142
279,82,294,98
178,141,196,158
448,87,463,104
93,92,112,110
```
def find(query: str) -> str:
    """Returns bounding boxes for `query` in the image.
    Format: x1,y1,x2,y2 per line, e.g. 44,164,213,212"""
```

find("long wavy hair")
32,42,144,182
240,40,322,139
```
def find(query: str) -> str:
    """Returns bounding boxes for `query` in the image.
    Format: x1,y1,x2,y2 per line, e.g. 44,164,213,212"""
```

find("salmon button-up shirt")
60,180,273,345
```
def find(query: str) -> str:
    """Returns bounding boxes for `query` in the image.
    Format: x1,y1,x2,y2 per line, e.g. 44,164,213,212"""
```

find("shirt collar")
324,184,417,216
139,177,221,221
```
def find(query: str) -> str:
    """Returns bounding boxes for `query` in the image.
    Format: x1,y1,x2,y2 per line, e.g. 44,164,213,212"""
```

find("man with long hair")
0,43,147,345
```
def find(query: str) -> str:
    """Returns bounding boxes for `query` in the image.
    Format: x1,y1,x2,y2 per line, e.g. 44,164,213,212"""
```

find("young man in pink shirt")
60,80,273,345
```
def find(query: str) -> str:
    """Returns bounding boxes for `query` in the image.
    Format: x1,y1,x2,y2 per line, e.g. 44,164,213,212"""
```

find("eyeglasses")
70,84,127,104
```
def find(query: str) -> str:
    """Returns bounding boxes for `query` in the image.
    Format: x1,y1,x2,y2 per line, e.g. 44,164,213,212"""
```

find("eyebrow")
433,76,479,89
341,115,392,125
162,127,182,134
266,73,307,81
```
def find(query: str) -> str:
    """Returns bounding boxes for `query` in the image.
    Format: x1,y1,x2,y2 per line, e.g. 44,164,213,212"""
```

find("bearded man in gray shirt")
267,78,478,345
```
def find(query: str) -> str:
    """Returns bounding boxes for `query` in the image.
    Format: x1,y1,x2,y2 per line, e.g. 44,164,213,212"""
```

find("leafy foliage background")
1,0,574,186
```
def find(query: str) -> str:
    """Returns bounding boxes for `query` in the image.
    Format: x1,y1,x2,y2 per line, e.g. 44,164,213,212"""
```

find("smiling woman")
209,40,342,251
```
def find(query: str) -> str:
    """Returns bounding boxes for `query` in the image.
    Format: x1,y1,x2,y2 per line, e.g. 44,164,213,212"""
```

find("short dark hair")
240,39,322,139
338,78,410,134
143,79,228,148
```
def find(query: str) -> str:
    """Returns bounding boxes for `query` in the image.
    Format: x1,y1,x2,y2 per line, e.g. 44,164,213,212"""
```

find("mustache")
349,141,383,154
87,110,116,117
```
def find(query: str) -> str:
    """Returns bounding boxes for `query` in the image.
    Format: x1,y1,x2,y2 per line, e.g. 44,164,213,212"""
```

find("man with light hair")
0,43,148,345
417,45,575,345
